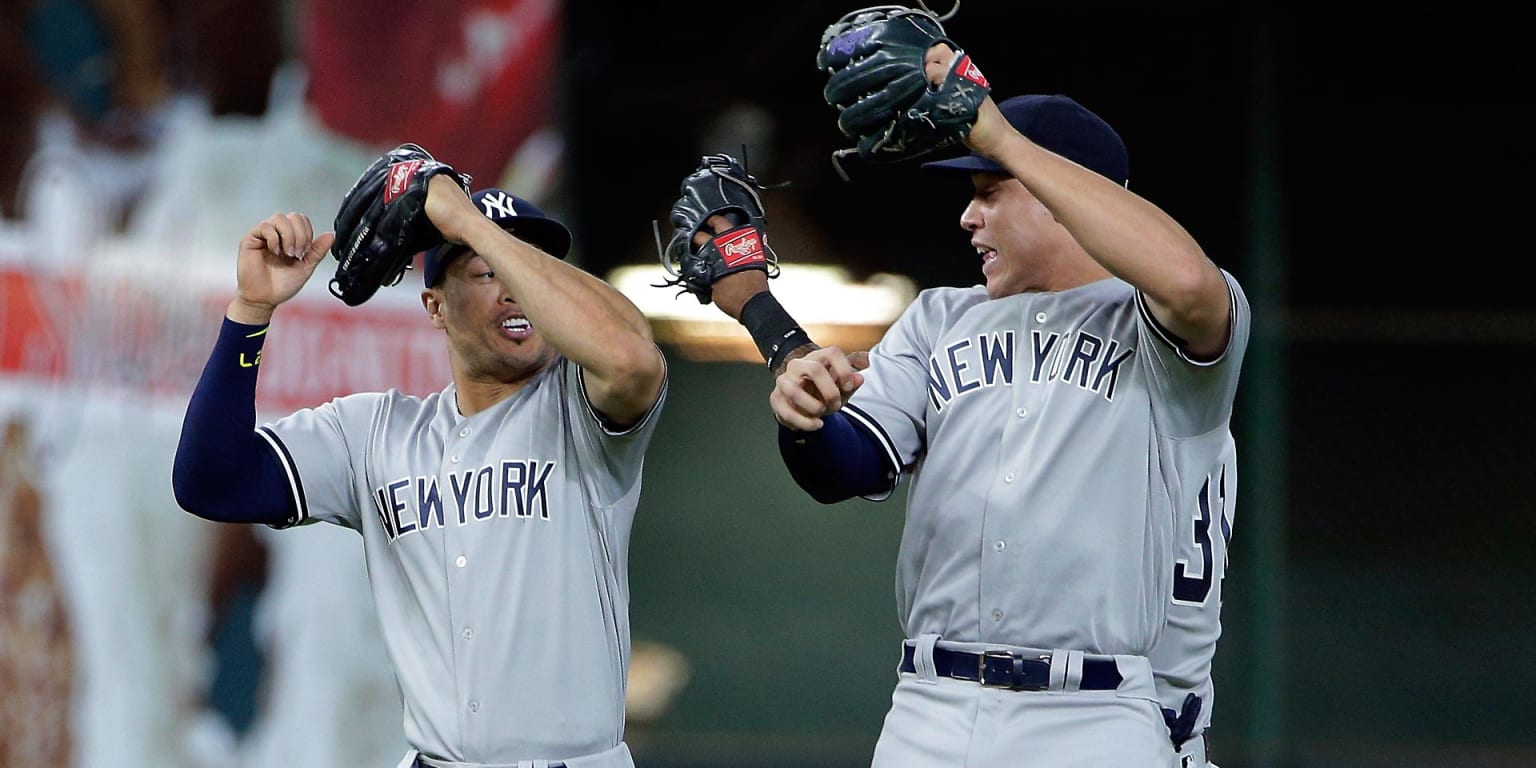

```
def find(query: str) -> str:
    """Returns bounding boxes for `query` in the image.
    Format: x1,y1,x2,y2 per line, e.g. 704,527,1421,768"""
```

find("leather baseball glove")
817,4,990,167
655,153,778,305
328,143,472,306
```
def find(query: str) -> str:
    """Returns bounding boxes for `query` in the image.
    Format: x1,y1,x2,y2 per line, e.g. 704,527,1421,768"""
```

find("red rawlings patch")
715,227,765,268
384,160,423,204
955,55,989,88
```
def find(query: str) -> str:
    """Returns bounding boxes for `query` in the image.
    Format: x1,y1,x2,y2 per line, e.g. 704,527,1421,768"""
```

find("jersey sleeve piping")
576,351,669,437
256,425,308,528
842,402,903,501
1133,279,1240,369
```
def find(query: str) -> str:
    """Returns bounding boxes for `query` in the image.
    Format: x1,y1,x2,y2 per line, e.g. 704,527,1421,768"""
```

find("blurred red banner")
1,265,447,413
302,0,561,186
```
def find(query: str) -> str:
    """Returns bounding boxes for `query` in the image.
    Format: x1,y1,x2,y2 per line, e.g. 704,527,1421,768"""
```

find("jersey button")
459,428,470,438
1016,408,1029,419
468,700,479,713
1035,312,1048,323
1004,472,1015,483
462,627,474,640
993,540,1006,552
455,555,467,568
451,456,460,463
991,609,1003,622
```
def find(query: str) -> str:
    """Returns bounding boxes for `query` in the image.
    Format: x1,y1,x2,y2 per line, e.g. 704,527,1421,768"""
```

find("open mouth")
500,316,532,339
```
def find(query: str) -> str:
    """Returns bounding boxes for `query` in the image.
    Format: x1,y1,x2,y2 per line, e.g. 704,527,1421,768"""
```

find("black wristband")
739,291,814,371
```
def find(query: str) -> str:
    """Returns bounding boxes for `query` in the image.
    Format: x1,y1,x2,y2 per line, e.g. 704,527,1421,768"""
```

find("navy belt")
900,644,1123,691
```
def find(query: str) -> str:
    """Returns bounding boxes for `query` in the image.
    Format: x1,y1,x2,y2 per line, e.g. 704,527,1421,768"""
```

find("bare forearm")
985,131,1230,351
991,132,1214,295
462,218,655,374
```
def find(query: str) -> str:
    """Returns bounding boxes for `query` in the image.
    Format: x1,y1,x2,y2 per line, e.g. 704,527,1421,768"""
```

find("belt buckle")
978,650,1050,691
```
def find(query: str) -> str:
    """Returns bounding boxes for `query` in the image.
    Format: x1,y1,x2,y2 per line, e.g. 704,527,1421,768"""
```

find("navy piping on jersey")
257,425,307,527
777,411,893,504
574,353,669,437
841,402,903,481
1131,277,1239,368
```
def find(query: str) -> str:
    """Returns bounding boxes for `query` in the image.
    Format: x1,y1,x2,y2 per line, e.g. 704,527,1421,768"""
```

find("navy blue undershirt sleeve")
777,411,896,504
171,318,295,525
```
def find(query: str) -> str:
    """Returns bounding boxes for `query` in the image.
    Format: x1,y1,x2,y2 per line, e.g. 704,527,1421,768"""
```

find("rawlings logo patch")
384,160,423,204
716,227,764,268
955,55,989,88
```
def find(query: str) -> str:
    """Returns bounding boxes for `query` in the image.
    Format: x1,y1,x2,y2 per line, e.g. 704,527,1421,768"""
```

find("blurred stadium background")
1,1,1532,766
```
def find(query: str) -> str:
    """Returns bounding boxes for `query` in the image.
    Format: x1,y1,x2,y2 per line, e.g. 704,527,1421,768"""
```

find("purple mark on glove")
828,27,874,57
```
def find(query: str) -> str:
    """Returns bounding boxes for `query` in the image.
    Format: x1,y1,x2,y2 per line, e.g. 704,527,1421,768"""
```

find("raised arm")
423,175,664,426
173,214,333,524
931,48,1232,360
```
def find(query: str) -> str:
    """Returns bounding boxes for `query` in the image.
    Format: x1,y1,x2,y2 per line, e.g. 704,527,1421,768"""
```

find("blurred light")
608,263,918,362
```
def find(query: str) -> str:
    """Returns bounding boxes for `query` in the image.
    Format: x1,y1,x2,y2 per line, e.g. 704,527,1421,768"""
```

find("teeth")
502,317,530,330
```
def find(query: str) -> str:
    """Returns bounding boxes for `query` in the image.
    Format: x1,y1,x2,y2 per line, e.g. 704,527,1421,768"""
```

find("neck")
452,378,524,417
449,357,554,416
1032,249,1113,293
1058,260,1114,290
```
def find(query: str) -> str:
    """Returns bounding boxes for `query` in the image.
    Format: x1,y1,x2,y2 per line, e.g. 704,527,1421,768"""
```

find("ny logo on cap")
480,191,519,219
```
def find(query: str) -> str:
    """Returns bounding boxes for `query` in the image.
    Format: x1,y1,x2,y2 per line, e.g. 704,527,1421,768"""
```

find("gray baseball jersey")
1151,437,1237,744
258,356,665,764
843,273,1248,655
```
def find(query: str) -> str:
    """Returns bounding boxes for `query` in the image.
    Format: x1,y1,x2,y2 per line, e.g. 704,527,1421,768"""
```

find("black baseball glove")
817,5,991,166
656,153,778,305
328,143,472,306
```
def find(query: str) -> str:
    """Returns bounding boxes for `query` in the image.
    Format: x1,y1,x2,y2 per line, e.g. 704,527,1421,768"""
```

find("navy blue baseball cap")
922,94,1129,186
422,188,573,287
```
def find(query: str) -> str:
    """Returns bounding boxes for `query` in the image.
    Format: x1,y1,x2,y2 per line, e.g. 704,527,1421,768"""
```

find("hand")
230,212,334,323
961,93,1008,159
328,143,471,306
923,42,956,84
691,214,771,318
770,346,872,431
923,42,1005,158
658,154,775,305
817,6,989,164
690,214,738,249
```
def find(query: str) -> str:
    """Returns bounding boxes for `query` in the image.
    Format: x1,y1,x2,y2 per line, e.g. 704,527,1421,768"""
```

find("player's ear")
422,290,446,329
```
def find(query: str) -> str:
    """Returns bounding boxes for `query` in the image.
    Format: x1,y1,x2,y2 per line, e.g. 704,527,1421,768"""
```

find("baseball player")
672,153,1238,766
661,9,1249,766
172,155,668,768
